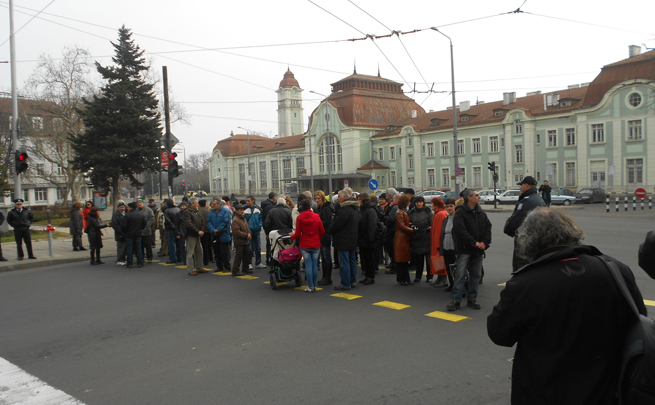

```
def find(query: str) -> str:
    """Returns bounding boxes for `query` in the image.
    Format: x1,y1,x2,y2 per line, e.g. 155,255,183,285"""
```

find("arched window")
319,134,342,173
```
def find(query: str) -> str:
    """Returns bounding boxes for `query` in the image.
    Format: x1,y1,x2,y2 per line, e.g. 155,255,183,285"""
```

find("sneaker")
249,264,253,270
433,281,448,288
447,301,461,311
467,300,481,310
304,287,312,293
256,263,267,269
311,287,317,293
350,283,357,288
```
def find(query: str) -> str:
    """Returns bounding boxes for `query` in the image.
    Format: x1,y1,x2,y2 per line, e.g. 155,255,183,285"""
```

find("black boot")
90,251,98,265
96,250,104,264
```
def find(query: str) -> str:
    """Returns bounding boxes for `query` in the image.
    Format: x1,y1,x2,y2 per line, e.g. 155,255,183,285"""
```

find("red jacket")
291,210,325,249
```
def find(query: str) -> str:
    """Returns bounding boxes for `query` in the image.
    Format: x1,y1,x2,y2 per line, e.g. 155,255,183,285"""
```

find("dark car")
575,188,605,204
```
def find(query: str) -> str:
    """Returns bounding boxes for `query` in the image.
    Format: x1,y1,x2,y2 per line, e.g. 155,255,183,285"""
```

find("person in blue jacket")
207,198,232,273
245,195,266,269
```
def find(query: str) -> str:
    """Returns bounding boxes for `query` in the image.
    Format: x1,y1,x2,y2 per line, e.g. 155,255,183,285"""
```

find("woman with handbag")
291,199,325,292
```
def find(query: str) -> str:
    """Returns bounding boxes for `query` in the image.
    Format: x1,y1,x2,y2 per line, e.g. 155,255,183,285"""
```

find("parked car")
551,188,575,196
442,190,457,200
478,189,505,204
497,189,522,204
417,190,445,199
550,190,576,206
575,188,606,204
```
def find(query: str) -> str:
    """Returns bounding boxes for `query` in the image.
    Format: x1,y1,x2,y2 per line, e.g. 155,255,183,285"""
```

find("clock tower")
277,69,304,138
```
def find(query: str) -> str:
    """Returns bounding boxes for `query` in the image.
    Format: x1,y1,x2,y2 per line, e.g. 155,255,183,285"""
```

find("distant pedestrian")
156,201,168,257
357,193,378,285
539,180,552,207
329,190,360,290
7,199,36,260
245,196,265,269
315,190,334,286
148,199,157,248
394,194,414,286
231,204,251,276
198,199,212,265
174,202,187,264
261,192,277,265
0,208,6,261
123,202,146,268
111,201,127,265
207,198,232,273
182,197,208,276
82,200,93,233
85,206,110,265
69,201,84,252
137,199,155,263
164,199,180,264
409,195,433,283
291,199,325,292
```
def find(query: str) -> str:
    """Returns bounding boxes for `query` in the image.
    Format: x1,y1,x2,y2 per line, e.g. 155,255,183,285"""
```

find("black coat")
123,210,147,239
69,207,83,235
538,184,552,204
263,204,292,234
85,214,107,250
503,187,546,237
261,198,274,225
385,203,399,238
111,210,127,242
357,202,377,249
7,208,34,229
487,245,646,405
452,203,491,256
408,205,433,255
317,201,334,247
329,199,360,251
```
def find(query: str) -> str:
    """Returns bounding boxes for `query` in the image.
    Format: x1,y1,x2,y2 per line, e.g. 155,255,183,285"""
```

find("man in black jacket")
488,208,646,405
329,190,360,290
7,199,35,260
263,197,292,235
504,176,546,272
164,199,180,264
123,202,146,268
447,189,491,311
261,192,276,265
538,180,552,206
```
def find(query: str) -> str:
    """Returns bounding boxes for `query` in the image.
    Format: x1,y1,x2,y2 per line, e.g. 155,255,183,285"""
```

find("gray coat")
69,207,83,235
138,206,155,236
408,206,433,255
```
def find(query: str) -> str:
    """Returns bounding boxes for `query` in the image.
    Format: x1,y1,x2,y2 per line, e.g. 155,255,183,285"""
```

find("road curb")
0,255,116,274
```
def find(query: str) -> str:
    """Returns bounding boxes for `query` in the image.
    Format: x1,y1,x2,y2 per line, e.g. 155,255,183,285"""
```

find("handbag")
430,252,446,275
598,255,655,405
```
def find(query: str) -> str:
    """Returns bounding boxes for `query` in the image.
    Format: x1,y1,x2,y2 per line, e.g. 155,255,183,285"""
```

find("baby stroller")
268,229,302,290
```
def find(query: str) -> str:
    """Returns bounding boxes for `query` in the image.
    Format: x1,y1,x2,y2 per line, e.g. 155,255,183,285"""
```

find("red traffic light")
15,151,28,174
182,183,186,187
18,153,27,161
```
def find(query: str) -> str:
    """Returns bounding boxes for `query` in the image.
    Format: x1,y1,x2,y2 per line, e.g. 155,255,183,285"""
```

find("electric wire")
0,0,56,48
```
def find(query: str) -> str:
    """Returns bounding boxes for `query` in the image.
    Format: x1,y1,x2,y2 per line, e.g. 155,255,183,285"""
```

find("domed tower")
277,69,304,138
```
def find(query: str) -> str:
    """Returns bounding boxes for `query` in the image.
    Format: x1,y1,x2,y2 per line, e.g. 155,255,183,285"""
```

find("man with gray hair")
263,197,292,236
488,207,646,404
182,197,208,276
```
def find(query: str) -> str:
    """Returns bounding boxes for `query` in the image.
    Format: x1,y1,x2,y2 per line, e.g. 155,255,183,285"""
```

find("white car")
478,190,502,204
497,189,522,204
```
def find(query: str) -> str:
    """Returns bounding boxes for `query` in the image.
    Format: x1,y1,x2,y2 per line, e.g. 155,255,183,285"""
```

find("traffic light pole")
163,66,172,198
9,0,21,199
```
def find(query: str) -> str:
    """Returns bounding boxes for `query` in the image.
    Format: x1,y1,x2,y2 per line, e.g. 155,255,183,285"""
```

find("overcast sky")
1,0,653,161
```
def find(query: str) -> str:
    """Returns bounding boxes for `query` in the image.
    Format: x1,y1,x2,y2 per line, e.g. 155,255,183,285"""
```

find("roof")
213,133,304,157
357,159,389,171
0,97,55,115
278,69,300,89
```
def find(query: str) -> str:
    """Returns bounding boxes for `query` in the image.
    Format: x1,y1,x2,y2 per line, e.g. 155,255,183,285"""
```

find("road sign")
455,167,462,176
368,179,379,191
344,179,349,187
161,151,169,168
160,132,179,149
635,188,647,199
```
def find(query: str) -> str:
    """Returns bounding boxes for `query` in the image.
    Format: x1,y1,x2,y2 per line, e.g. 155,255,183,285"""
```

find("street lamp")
238,126,251,195
431,27,460,197
310,90,342,198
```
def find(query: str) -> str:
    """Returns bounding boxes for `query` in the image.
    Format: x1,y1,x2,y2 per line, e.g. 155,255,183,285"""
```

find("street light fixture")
431,27,460,197
238,126,252,195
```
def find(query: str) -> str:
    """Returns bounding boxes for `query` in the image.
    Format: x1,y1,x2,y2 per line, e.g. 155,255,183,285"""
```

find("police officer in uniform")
503,176,545,271
7,199,36,260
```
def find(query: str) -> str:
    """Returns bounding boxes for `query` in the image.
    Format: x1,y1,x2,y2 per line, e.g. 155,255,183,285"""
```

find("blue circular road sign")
368,179,379,191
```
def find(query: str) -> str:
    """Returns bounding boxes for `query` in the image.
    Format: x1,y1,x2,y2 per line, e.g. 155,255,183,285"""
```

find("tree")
71,26,162,207
185,152,210,191
23,46,97,202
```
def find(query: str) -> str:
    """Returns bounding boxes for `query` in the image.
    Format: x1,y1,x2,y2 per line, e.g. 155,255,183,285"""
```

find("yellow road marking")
236,275,258,280
159,263,178,266
425,311,471,322
175,265,186,269
264,281,288,285
498,282,506,286
331,293,362,300
212,271,231,276
645,299,655,307
373,301,411,310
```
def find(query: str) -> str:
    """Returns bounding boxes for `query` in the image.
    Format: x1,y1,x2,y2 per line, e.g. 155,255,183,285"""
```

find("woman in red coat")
430,197,449,286
291,199,325,292
394,194,414,285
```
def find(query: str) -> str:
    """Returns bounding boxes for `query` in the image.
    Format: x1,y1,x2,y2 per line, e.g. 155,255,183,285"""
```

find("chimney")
503,92,516,106
411,110,417,119
460,100,470,112
629,45,641,58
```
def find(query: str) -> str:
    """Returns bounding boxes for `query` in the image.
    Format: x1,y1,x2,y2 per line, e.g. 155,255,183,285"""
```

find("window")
473,167,482,187
566,162,576,186
408,154,414,169
494,111,504,117
57,188,66,200
431,119,440,126
513,174,524,184
56,165,64,176
515,145,523,163
407,177,414,188
628,120,642,140
427,142,435,157
627,158,644,185
35,188,47,201
398,147,402,157
440,141,449,156
283,159,292,183
31,116,43,130
36,163,45,175
239,164,246,190
271,160,279,190
457,139,464,155
546,162,557,186
319,135,341,172
591,124,605,143
629,93,642,107
461,116,469,122
547,130,557,147
408,136,413,146
490,136,499,153
259,162,267,189
296,157,305,175
378,147,384,161
536,133,541,145
559,101,572,107
376,175,386,187
472,138,481,154
390,146,396,160
566,128,576,146
391,171,397,188
428,169,436,188
441,168,450,188
515,122,523,135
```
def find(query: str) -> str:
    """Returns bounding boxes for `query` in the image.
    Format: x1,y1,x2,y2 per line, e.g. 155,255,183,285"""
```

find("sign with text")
161,151,169,168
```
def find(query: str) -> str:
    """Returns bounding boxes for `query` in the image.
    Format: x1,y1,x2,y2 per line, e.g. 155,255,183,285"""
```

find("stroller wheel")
294,272,302,287
270,274,277,290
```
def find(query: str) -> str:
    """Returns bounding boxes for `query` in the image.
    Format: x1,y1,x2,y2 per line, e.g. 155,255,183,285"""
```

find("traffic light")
15,151,28,174
169,152,179,178
182,182,186,187
488,161,496,172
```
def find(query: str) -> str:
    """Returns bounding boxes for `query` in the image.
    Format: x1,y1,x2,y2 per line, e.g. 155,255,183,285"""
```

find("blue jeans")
451,253,483,302
301,248,320,288
125,237,143,266
250,231,262,265
167,230,177,262
338,249,357,288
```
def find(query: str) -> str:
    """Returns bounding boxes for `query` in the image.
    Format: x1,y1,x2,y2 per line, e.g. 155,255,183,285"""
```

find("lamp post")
238,126,251,196
431,28,460,197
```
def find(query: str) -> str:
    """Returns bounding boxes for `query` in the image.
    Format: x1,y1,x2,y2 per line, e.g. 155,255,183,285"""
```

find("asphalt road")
0,202,653,404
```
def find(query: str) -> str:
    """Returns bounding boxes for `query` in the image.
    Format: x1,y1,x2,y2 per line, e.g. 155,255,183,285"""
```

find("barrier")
606,194,653,213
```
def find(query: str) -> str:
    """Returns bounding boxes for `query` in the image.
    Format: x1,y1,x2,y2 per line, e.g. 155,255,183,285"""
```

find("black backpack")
599,255,655,405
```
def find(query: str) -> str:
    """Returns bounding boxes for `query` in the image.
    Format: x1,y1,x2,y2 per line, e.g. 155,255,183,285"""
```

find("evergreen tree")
71,26,161,205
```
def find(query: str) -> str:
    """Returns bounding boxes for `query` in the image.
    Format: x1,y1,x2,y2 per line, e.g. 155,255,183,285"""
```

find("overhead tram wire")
0,0,56,48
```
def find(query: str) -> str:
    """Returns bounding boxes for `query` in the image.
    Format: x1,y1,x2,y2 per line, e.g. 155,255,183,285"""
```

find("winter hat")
127,202,137,209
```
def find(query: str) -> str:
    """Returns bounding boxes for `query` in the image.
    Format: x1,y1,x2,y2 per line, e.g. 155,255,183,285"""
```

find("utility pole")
9,0,21,199
163,66,172,198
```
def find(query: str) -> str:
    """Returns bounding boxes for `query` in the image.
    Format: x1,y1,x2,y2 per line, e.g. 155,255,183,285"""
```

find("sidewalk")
0,234,118,273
